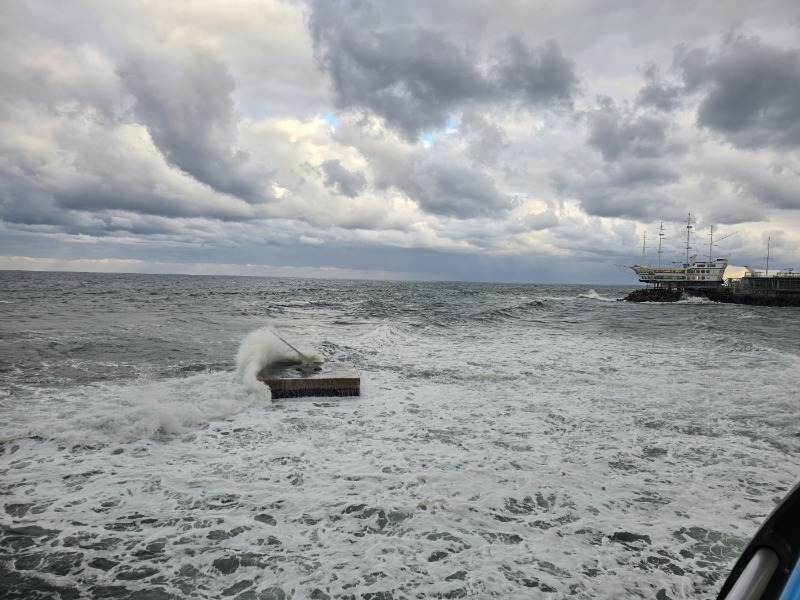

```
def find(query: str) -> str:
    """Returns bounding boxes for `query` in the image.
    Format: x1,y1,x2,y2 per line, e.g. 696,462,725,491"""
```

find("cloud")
551,165,679,221
308,0,578,140
587,99,676,162
739,162,800,211
309,1,489,139
636,65,682,112
0,106,258,227
328,114,512,219
118,48,274,202
547,98,687,220
460,111,508,165
320,159,367,197
402,160,510,218
2,0,800,280
678,32,800,149
492,37,577,107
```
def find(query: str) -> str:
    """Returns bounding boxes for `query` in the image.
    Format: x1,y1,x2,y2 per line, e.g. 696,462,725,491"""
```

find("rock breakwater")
623,288,683,302
704,289,800,307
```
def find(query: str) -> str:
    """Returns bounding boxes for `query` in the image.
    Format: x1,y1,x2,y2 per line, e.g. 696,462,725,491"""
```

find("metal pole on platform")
268,328,314,366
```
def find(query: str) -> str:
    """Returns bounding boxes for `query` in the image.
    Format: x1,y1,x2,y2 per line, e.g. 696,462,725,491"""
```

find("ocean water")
1,271,799,599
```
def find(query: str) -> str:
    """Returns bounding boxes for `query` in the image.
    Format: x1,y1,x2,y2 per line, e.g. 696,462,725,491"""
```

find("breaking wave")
579,289,618,302
235,326,324,394
0,370,257,444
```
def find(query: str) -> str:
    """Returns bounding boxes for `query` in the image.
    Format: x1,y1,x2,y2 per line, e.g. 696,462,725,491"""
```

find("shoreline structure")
624,215,800,306
624,284,800,306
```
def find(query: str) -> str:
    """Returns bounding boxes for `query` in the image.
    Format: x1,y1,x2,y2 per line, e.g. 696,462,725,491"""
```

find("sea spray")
579,289,618,302
235,326,324,394
0,370,256,444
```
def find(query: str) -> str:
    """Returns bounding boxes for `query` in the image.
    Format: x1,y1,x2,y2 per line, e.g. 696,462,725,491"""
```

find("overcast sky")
2,0,799,283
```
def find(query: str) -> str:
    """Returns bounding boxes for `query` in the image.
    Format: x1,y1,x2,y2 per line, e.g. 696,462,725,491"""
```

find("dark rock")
624,288,683,302
705,289,800,307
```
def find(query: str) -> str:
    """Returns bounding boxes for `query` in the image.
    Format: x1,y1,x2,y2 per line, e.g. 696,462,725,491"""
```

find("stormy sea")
2,270,799,599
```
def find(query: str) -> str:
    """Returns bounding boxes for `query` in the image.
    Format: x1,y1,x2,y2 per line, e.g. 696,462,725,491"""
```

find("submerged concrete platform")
257,361,360,399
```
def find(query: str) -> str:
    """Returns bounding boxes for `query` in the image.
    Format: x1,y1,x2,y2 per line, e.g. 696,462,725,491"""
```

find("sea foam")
579,289,617,302
0,369,257,444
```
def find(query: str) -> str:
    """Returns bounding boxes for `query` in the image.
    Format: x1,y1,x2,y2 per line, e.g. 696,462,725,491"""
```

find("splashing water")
234,326,324,394
579,288,618,301
0,370,256,444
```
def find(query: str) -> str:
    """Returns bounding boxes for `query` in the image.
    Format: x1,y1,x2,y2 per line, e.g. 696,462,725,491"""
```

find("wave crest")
235,327,323,394
579,289,616,302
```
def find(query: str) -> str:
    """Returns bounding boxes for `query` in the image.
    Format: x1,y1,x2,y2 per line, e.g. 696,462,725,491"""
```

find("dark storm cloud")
606,161,680,188
587,101,675,162
309,0,577,139
309,1,489,139
0,177,252,237
390,160,510,218
493,37,577,106
550,162,680,221
118,49,273,202
744,173,800,210
636,65,681,112
576,188,670,221
320,159,367,197
0,116,258,230
0,178,61,227
411,163,509,218
678,33,800,149
0,175,147,238
54,185,249,222
552,98,682,221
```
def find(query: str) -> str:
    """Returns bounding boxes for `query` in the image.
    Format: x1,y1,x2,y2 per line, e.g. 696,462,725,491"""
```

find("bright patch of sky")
446,114,460,132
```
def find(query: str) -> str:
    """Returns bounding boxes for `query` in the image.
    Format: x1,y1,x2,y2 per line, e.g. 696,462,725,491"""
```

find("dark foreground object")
257,361,360,399
705,289,800,307
624,287,800,306
623,288,684,302
717,481,800,599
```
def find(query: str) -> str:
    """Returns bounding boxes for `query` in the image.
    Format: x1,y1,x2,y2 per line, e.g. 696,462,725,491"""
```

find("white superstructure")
629,213,729,289
631,254,729,288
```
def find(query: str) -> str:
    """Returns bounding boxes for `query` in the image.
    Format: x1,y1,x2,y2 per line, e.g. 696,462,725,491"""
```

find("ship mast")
685,213,692,263
766,236,771,276
708,226,736,262
641,231,647,262
708,225,714,262
657,222,665,266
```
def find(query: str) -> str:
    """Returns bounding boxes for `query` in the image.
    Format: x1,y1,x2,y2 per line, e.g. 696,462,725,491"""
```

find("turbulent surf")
1,271,799,598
